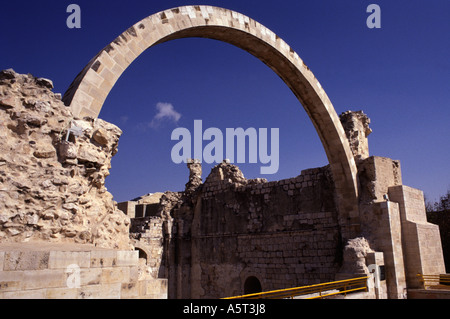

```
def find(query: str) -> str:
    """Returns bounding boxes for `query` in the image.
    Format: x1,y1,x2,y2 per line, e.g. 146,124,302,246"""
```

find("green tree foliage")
426,189,450,272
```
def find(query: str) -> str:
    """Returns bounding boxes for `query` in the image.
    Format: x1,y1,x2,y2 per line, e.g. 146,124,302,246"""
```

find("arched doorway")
244,276,262,295
135,247,148,261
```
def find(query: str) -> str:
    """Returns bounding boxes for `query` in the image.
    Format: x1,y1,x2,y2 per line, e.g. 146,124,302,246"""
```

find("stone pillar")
376,201,407,299
357,156,407,298
340,110,372,161
388,185,446,289
357,156,402,204
366,252,387,299
185,159,202,194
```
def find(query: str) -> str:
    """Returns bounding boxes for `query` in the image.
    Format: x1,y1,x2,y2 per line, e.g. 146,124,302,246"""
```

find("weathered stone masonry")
0,69,131,249
126,163,343,298
0,4,446,299
0,70,166,298
123,110,446,299
193,165,341,298
0,68,445,298
63,5,362,243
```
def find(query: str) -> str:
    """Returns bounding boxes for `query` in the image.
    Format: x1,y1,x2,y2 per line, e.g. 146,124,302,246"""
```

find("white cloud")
119,115,129,124
149,102,181,129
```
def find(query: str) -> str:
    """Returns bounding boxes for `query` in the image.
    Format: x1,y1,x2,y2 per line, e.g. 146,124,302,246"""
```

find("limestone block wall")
126,157,446,299
375,202,407,299
130,217,165,278
357,156,408,298
357,156,445,297
118,201,136,219
358,156,402,203
188,165,342,298
388,185,446,288
0,244,167,299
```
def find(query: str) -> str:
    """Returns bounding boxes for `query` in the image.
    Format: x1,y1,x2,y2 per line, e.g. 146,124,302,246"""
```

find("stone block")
137,279,148,297
117,201,136,218
90,250,117,268
358,156,403,201
78,283,121,299
366,252,384,268
80,267,102,286
21,269,67,290
84,68,104,88
116,250,138,267
1,288,47,299
388,185,427,224
0,270,24,292
45,287,79,299
97,51,116,71
121,281,139,299
402,221,445,288
3,251,50,271
377,201,407,299
146,279,168,298
48,251,91,269
101,267,130,284
0,252,4,271
129,266,139,283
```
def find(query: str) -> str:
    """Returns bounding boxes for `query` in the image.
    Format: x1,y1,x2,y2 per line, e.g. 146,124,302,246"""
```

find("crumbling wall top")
0,69,132,249
340,110,372,161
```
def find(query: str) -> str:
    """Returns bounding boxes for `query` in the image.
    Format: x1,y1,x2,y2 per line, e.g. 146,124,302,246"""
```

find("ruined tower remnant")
185,159,202,194
340,110,372,161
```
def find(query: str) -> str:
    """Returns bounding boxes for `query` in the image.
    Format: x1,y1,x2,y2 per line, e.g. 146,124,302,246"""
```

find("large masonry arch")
63,5,360,240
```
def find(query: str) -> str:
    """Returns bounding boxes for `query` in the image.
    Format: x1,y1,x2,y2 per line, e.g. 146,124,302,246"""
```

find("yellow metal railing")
223,276,369,299
417,273,450,289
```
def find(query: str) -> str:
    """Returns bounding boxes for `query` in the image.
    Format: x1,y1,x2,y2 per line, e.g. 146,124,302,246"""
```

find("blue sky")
1,0,449,203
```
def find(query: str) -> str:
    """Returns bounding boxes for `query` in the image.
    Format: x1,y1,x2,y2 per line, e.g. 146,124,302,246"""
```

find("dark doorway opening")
244,276,262,295
135,247,148,262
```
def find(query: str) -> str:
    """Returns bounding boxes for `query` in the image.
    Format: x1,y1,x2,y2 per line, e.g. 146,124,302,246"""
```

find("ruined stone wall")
130,216,165,278
0,70,132,250
133,154,444,300
116,109,445,300
181,163,342,298
339,110,372,161
123,162,343,299
7,70,444,299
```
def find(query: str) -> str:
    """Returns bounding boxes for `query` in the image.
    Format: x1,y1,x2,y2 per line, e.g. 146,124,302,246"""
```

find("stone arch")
63,5,360,240
135,247,148,261
133,242,151,265
239,268,265,295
